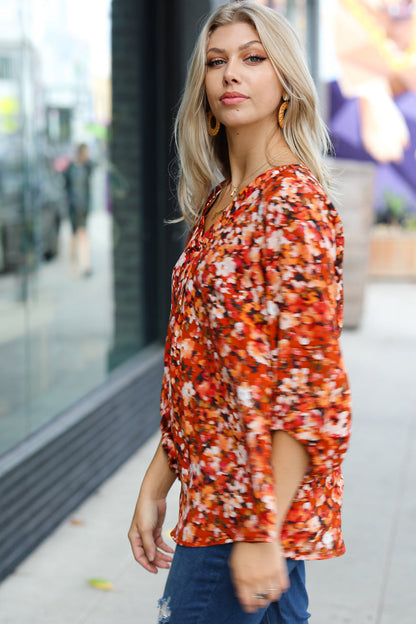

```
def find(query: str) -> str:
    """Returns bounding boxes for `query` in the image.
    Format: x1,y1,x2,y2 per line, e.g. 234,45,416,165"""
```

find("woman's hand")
128,439,177,573
229,541,289,613
128,495,174,574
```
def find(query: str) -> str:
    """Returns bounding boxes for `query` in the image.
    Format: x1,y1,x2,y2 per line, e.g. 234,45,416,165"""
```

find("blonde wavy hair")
174,0,332,226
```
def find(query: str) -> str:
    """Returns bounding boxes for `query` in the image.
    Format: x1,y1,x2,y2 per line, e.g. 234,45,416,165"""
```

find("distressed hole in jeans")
157,596,172,623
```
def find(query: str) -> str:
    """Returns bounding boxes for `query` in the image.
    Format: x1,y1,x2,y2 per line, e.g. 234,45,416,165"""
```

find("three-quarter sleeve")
201,192,350,528
263,195,351,475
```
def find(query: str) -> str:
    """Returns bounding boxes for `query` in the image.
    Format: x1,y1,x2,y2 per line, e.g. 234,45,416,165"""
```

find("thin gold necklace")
208,158,283,226
229,159,273,198
230,184,239,198
207,160,268,227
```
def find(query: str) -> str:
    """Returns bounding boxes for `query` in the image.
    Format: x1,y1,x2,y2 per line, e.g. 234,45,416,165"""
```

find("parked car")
0,146,66,273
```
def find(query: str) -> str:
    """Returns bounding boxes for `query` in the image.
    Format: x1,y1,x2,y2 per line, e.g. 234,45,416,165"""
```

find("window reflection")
0,0,112,454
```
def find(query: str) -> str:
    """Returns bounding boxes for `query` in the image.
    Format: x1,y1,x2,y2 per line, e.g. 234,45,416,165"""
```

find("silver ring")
253,592,268,600
267,587,279,592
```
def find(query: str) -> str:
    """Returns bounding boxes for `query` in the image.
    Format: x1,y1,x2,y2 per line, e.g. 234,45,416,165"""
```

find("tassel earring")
207,111,220,136
278,93,290,129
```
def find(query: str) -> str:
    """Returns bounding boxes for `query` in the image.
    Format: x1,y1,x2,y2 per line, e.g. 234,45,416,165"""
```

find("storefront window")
0,0,114,454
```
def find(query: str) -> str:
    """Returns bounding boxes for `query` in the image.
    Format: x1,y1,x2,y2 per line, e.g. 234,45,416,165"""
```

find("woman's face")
205,21,283,132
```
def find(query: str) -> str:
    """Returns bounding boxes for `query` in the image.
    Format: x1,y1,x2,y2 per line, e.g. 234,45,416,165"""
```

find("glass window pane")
0,0,116,454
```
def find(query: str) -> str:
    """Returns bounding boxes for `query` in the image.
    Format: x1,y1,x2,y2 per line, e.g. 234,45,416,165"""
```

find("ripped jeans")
157,543,310,624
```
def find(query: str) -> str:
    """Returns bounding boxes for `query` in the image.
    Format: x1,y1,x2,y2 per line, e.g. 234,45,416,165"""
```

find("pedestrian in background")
64,143,94,277
128,2,351,622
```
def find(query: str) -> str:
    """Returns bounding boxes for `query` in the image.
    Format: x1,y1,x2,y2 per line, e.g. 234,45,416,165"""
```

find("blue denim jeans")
157,543,310,624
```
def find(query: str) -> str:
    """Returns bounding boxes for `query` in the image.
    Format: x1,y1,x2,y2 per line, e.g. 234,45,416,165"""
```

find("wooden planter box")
369,227,416,279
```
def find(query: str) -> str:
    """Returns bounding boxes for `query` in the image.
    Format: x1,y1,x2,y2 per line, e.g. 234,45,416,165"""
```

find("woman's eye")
246,55,266,63
206,59,224,67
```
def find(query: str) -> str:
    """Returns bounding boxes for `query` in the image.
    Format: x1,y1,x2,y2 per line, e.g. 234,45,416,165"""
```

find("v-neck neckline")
200,163,305,238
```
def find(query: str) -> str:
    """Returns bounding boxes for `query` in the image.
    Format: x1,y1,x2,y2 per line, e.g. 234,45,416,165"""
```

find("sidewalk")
0,281,415,624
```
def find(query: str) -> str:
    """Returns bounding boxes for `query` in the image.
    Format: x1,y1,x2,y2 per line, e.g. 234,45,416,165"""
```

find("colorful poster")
327,0,416,220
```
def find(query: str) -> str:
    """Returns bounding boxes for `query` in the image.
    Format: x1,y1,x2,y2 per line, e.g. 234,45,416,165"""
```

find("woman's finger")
128,526,173,572
152,551,172,569
139,527,158,563
136,551,158,574
135,545,172,573
236,586,269,614
154,532,174,554
238,584,286,614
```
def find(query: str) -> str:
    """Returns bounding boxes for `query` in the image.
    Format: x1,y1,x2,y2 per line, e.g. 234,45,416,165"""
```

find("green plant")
376,190,416,229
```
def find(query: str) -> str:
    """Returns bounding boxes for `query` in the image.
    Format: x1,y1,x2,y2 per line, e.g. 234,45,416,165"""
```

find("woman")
128,2,351,622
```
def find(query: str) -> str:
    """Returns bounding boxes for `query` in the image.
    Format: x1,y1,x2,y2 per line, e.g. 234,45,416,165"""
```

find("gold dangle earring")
278,93,290,129
207,111,220,136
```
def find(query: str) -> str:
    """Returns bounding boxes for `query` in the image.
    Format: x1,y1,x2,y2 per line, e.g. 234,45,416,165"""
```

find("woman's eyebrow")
239,40,263,50
206,40,264,55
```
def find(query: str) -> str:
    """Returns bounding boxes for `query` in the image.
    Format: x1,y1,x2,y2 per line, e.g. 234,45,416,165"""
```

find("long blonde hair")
174,0,332,226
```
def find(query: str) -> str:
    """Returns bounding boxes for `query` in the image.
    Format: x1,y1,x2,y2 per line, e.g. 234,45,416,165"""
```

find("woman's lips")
220,93,248,106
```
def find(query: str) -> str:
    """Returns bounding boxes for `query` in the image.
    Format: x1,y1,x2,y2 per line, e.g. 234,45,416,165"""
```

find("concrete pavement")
0,281,415,623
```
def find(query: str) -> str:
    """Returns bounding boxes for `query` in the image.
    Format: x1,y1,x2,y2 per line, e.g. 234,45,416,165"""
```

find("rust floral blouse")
160,164,351,560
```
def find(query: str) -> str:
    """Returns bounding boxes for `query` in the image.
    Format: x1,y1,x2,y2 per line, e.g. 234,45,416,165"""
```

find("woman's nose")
223,58,240,84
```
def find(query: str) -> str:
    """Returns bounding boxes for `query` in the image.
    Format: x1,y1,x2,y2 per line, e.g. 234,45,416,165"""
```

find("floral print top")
160,164,351,560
